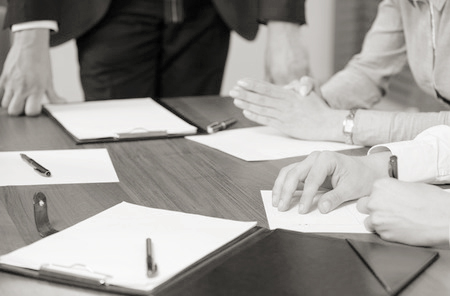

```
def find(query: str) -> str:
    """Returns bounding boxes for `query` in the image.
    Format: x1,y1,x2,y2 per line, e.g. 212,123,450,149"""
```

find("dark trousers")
76,0,230,101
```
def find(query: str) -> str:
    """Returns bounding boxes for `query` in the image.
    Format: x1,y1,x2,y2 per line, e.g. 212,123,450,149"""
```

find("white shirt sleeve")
368,125,450,184
11,21,58,33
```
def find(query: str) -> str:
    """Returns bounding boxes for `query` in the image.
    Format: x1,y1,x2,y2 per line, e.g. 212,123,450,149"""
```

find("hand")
272,151,390,214
283,76,319,97
229,77,346,142
265,21,309,85
0,29,64,116
357,179,450,246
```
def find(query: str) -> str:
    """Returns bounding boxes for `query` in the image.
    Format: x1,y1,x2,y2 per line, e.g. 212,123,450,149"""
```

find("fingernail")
320,201,331,213
298,203,305,213
229,90,239,97
237,80,248,87
277,200,285,211
272,195,279,207
299,85,309,96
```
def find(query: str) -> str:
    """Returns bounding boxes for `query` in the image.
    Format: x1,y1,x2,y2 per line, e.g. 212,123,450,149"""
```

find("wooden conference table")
0,96,449,296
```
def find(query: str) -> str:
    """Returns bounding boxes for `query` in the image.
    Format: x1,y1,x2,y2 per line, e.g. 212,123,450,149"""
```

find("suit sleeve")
3,0,59,28
259,0,306,25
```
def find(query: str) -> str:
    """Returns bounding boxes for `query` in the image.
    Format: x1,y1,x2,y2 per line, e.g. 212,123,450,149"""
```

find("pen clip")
34,166,50,177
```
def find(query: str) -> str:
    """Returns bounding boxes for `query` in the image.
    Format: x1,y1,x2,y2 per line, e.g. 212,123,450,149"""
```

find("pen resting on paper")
20,153,52,177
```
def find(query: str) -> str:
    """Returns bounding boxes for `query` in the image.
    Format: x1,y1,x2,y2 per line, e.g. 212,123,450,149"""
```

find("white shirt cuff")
368,125,450,184
11,21,58,33
369,141,437,182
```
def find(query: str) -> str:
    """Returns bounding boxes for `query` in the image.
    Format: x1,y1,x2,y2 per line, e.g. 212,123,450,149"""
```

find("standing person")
230,0,450,147
0,0,308,116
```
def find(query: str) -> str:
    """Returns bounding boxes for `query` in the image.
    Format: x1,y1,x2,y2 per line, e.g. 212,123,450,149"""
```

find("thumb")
317,187,351,214
298,76,315,96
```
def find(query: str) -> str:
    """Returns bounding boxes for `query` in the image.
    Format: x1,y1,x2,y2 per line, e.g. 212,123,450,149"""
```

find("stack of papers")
44,98,198,143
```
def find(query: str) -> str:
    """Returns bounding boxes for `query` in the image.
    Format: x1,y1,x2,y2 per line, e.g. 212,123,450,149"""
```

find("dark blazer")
4,0,305,46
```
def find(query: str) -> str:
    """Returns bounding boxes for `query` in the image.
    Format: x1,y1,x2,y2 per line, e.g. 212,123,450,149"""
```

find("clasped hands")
229,77,346,142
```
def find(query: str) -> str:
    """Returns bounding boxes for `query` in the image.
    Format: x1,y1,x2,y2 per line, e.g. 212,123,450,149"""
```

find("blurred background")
0,0,443,111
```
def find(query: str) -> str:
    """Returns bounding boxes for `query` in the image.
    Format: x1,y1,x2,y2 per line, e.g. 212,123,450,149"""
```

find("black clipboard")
0,228,439,296
43,98,198,144
159,229,439,296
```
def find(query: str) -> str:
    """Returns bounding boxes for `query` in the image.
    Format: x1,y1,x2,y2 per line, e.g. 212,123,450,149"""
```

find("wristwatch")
388,155,398,179
342,109,357,145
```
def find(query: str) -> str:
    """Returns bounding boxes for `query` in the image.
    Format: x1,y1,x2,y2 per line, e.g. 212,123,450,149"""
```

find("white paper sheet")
0,149,119,186
0,202,256,292
261,190,369,233
186,126,361,161
44,98,197,141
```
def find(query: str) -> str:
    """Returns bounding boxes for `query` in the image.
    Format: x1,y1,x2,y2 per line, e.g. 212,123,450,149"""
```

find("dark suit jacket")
4,0,305,46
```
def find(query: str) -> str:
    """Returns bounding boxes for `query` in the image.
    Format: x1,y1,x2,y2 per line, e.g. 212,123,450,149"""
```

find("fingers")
317,188,350,214
237,78,288,99
2,85,47,116
231,86,285,110
232,89,283,120
7,90,27,116
1,87,13,109
272,163,299,207
24,93,43,116
298,76,314,96
272,153,319,212
282,76,316,97
363,216,375,233
299,151,341,214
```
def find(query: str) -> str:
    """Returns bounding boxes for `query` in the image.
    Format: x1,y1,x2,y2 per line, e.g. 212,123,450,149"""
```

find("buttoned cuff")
11,21,58,33
259,0,306,25
368,125,450,184
369,141,437,183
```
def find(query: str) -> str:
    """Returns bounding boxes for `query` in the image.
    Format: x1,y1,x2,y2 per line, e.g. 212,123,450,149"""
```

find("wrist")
13,29,50,50
328,109,350,143
362,152,392,179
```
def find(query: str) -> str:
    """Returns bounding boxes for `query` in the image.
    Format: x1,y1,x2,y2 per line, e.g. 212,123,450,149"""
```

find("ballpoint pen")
206,118,237,134
20,153,52,177
146,238,157,277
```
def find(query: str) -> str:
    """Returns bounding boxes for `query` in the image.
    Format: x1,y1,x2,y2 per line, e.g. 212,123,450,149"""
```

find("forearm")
353,110,450,146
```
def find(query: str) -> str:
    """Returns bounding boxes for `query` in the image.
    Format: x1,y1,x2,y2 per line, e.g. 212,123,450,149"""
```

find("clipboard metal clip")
39,263,112,286
33,192,59,237
113,127,168,140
